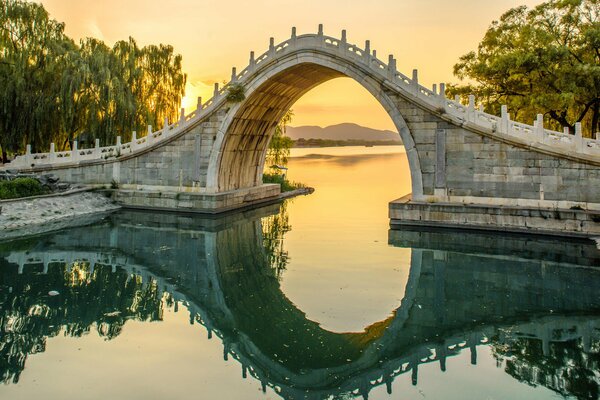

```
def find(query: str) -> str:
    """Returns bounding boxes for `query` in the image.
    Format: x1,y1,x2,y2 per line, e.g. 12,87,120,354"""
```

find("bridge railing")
5,26,599,170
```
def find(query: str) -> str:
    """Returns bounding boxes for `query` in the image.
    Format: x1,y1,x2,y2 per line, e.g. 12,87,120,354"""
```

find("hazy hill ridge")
285,123,402,142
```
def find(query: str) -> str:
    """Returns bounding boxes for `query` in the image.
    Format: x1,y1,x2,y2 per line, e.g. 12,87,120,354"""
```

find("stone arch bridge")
2,26,600,235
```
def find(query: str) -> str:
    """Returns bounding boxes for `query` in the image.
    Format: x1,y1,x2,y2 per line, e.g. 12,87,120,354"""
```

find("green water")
0,146,599,400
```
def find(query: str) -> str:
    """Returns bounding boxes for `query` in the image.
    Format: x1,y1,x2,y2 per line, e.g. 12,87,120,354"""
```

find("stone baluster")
501,105,510,134
575,122,583,151
268,37,275,56
563,127,570,135
197,96,203,110
115,137,121,155
164,117,169,131
94,139,100,157
468,95,475,122
147,125,153,145
388,55,397,80
213,82,220,98
72,140,78,161
535,114,545,142
231,66,237,82
438,83,447,110
372,49,377,59
131,132,137,151
596,131,600,141
249,51,256,72
364,40,371,63
25,144,32,165
478,104,484,112
412,69,419,95
341,29,347,48
317,23,324,39
180,107,186,124
432,84,437,95
291,26,296,41
454,94,461,104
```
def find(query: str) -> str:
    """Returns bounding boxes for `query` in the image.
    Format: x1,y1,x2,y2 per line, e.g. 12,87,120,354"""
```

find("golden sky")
39,0,544,130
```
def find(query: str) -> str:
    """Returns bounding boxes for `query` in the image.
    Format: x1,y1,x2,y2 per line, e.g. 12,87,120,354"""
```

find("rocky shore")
0,190,120,241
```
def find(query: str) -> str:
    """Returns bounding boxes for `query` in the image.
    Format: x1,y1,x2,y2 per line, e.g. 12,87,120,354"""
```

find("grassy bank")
262,173,307,192
0,178,48,200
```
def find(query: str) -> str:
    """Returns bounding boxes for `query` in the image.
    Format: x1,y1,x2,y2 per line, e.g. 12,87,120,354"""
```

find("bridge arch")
206,50,424,198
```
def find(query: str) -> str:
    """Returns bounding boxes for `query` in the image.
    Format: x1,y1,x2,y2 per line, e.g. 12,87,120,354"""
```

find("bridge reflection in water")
1,205,599,399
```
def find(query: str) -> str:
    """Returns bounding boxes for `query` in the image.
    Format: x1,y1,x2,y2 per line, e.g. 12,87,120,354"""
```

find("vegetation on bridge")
449,0,599,137
0,0,186,162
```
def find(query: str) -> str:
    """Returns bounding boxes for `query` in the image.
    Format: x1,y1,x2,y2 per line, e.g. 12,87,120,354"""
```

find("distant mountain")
285,123,402,143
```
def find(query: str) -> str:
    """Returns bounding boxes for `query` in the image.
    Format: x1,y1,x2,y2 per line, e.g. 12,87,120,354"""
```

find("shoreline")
0,185,314,242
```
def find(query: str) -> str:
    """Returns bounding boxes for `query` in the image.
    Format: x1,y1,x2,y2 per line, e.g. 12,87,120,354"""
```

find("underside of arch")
214,59,423,196
217,64,343,191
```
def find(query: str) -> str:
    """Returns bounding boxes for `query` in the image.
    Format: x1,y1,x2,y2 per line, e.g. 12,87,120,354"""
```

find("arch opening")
210,58,424,199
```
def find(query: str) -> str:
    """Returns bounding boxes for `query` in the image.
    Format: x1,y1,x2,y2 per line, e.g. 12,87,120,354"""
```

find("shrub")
0,178,48,200
262,173,306,192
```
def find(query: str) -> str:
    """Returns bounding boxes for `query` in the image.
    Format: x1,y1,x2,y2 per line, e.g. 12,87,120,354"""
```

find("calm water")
1,146,599,400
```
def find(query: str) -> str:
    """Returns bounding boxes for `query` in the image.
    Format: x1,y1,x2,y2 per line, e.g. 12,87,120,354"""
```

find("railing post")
116,136,121,153
130,132,137,151
95,139,100,157
364,40,371,63
341,29,347,48
164,116,169,131
147,125,153,145
249,51,256,72
388,55,397,80
575,122,583,152
25,144,32,165
180,107,186,123
231,67,237,82
432,84,437,95
71,140,78,161
197,96,203,110
291,26,296,40
411,69,419,94
501,105,509,134
467,95,475,122
213,82,220,98
317,23,324,39
536,114,545,141
269,37,275,56
438,83,447,110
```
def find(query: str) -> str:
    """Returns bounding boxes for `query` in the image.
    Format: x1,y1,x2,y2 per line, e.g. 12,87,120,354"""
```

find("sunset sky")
39,0,544,130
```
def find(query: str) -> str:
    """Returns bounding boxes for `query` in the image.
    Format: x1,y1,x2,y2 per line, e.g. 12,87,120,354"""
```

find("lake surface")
1,145,599,400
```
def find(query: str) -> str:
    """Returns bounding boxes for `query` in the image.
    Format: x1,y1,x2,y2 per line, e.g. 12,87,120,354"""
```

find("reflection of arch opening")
207,55,423,198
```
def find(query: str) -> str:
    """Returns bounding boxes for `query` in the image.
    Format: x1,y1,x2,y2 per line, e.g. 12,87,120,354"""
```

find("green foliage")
0,178,47,199
262,173,305,192
265,110,294,167
449,0,600,136
225,82,246,103
0,0,186,161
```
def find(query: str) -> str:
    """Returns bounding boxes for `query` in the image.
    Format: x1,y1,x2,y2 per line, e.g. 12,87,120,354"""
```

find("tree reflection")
493,334,600,400
261,200,291,279
0,260,171,384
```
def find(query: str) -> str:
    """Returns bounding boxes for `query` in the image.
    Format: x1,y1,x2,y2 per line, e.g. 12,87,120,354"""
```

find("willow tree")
449,0,600,137
0,0,72,158
0,0,187,160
